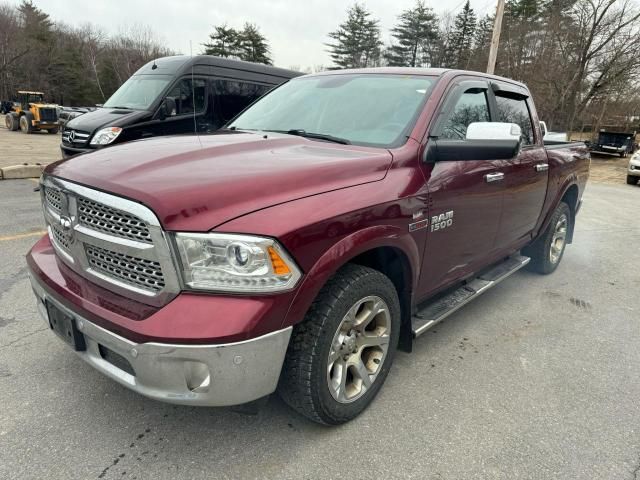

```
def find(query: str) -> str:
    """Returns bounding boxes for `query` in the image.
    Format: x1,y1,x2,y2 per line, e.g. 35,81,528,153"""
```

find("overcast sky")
9,0,494,68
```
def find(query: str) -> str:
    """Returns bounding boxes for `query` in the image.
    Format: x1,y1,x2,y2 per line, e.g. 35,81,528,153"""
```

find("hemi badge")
409,219,428,232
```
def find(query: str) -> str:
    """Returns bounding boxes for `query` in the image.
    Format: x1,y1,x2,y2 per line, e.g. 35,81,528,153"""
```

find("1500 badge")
409,210,455,232
430,211,454,232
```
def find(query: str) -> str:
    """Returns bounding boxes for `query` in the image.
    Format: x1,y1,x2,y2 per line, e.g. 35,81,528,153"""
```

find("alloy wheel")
550,213,568,264
326,295,391,404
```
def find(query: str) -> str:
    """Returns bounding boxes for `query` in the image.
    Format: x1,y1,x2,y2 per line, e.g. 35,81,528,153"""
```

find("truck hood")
65,107,150,132
47,132,393,231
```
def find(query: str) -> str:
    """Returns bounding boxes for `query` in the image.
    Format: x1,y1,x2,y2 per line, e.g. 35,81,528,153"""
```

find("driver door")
418,80,506,297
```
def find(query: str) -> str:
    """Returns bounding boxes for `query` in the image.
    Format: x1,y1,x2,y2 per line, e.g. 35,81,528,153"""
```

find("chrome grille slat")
50,223,71,251
44,187,62,213
85,244,165,292
78,197,152,244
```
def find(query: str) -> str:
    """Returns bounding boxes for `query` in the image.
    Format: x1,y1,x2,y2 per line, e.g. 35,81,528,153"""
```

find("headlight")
174,233,302,293
90,126,122,145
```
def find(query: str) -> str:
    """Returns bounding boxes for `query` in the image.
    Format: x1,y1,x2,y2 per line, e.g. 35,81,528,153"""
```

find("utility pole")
486,0,506,75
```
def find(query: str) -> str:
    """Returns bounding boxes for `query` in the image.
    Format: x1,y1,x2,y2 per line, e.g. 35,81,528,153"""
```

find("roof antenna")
190,40,202,148
151,59,158,70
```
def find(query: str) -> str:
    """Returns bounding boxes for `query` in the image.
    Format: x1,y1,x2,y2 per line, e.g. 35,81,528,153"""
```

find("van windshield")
103,74,172,110
229,74,436,148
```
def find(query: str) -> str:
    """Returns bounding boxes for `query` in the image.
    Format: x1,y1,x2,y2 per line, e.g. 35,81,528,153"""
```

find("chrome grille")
85,244,165,293
61,128,90,145
44,187,62,213
40,177,179,306
78,197,152,244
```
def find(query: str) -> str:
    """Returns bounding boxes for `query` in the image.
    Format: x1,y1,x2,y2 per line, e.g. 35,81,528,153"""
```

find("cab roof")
18,90,44,95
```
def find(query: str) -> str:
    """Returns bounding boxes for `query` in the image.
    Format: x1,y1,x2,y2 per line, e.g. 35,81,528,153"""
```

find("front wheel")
19,114,33,134
278,264,400,425
524,202,571,274
627,175,638,185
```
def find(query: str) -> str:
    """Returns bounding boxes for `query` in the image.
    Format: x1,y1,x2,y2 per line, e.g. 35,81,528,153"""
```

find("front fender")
281,225,420,329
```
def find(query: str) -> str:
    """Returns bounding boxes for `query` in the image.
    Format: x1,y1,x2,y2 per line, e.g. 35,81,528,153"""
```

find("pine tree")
237,23,272,65
447,1,477,69
203,24,240,58
386,0,439,67
326,3,383,68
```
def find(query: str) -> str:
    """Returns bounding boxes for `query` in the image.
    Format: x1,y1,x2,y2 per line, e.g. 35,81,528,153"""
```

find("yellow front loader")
4,91,59,134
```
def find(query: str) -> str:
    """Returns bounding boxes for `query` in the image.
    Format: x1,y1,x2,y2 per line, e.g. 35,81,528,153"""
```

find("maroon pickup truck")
27,68,589,425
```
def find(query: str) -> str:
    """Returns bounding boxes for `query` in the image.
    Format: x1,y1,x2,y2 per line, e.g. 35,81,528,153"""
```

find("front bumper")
628,164,640,177
29,269,292,407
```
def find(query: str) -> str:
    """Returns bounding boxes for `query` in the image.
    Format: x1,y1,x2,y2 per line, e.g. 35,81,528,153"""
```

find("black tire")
524,202,571,275
278,264,401,425
5,113,19,131
20,112,34,134
47,127,59,134
627,175,638,185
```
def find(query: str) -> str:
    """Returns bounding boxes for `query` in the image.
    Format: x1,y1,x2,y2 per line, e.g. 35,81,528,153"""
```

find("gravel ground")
0,114,61,169
0,177,639,480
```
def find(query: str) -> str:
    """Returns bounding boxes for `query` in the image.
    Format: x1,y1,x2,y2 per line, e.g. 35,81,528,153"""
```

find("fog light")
184,361,211,393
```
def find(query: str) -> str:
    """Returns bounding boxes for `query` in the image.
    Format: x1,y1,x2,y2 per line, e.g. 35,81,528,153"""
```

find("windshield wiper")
267,129,351,145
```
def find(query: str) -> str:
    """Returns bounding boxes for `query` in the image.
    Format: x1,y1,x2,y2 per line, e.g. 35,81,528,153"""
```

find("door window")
214,80,272,123
494,95,535,145
166,78,206,116
440,88,490,140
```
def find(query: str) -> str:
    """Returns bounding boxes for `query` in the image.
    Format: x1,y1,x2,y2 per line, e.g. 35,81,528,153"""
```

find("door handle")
484,172,505,183
535,163,549,172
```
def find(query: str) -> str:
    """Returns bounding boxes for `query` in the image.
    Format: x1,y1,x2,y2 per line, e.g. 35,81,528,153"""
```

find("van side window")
440,88,490,140
166,78,206,116
495,95,534,145
214,80,272,123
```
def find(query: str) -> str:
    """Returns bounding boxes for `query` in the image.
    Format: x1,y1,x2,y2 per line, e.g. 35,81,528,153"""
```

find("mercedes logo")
68,130,76,142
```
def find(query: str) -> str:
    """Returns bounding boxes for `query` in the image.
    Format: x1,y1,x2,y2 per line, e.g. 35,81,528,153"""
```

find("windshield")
229,74,436,148
103,74,172,110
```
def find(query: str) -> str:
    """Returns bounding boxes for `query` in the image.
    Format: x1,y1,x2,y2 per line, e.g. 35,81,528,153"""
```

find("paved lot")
0,114,62,169
1,176,639,479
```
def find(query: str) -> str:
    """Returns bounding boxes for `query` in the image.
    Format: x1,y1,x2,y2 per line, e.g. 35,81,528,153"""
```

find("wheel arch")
560,184,579,243
282,226,420,353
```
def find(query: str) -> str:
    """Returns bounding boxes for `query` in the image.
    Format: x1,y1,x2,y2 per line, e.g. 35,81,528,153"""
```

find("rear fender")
536,177,578,243
281,225,420,329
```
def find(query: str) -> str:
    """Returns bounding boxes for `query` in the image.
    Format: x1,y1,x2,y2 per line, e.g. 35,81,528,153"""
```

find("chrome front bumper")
30,274,292,407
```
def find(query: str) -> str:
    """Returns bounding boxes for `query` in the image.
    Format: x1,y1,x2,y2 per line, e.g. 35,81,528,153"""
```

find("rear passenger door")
418,80,505,296
489,85,548,250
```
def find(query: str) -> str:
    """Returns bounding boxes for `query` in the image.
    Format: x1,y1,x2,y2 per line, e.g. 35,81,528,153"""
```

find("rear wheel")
5,113,19,131
627,175,638,185
19,113,34,134
524,202,571,274
278,264,400,425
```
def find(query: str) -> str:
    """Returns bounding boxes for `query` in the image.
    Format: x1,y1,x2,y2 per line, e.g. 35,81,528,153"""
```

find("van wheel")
20,113,34,134
627,175,638,185
524,202,571,275
278,264,400,425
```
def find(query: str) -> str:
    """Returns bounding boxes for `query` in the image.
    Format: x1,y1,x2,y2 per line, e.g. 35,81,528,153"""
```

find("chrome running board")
411,255,530,337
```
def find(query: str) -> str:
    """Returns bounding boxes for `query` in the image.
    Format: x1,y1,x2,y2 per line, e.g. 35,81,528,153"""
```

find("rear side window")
495,95,534,145
166,78,206,116
214,80,272,123
440,88,490,140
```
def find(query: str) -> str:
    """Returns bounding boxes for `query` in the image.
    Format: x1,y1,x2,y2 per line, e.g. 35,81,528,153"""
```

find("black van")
60,55,301,157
